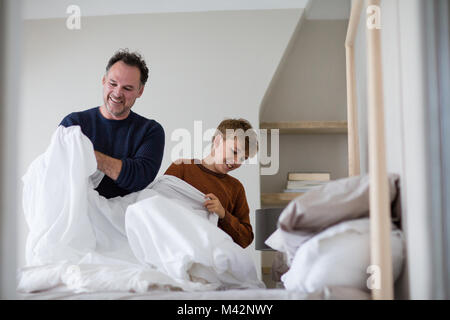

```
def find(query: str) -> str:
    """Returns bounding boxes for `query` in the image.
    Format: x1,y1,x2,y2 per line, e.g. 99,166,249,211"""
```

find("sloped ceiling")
305,0,351,20
23,0,310,19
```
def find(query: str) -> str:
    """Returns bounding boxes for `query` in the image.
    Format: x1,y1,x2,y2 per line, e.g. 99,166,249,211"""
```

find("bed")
17,286,372,300
18,0,398,301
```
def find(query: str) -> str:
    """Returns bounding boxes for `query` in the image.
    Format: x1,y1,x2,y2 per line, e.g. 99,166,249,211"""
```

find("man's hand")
204,193,226,219
94,151,122,181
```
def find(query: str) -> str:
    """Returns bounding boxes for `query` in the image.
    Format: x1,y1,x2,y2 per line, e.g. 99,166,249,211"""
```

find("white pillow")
281,218,404,293
265,228,308,265
265,174,401,266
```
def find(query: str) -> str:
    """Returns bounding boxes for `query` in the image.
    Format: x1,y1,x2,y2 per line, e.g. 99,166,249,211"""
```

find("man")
60,49,165,198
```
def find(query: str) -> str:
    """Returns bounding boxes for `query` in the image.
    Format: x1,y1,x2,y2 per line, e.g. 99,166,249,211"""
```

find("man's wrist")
94,150,122,181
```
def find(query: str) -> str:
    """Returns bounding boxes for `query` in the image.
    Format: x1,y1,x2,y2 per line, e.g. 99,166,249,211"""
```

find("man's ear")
102,75,106,85
137,84,145,98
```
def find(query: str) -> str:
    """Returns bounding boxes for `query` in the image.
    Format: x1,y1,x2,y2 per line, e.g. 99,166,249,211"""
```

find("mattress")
18,286,371,300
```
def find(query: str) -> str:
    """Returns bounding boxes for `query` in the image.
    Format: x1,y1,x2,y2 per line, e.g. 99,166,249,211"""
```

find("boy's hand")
204,193,225,219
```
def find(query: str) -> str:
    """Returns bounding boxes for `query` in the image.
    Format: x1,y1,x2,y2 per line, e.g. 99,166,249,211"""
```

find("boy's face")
212,136,247,174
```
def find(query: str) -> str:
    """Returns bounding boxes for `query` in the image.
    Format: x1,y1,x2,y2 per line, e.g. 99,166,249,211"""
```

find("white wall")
261,20,348,122
354,0,447,299
18,9,303,276
305,0,351,20
260,19,349,193
392,0,448,300
0,0,21,299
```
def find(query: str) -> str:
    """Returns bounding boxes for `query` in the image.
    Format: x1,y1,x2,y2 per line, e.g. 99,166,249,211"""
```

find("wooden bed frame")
345,0,394,300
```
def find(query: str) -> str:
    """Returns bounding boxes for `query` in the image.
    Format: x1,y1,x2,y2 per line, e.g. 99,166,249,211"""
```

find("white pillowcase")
281,218,404,293
265,228,308,266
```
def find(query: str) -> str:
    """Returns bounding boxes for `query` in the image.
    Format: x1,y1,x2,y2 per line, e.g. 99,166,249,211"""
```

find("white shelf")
260,121,348,134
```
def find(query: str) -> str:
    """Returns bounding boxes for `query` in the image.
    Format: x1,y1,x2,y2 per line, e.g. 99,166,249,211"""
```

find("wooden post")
366,0,394,300
345,0,363,177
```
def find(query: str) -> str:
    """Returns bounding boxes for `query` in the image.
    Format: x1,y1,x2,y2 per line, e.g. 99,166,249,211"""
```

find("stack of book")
283,172,331,193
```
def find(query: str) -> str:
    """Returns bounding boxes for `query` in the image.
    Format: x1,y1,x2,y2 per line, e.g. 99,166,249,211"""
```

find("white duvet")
18,126,264,294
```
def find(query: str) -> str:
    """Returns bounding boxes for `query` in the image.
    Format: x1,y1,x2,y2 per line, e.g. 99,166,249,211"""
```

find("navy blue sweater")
60,107,165,198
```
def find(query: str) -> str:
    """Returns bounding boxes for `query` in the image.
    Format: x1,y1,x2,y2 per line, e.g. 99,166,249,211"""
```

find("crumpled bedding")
18,125,264,294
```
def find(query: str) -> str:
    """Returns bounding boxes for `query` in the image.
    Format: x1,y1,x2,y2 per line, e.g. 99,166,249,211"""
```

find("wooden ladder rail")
345,0,363,177
345,0,394,300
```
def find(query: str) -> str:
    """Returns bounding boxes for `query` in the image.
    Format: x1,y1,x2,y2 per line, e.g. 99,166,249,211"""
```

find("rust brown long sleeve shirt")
164,161,254,248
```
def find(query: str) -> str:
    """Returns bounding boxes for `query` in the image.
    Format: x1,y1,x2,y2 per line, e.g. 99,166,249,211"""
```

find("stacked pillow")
265,174,405,293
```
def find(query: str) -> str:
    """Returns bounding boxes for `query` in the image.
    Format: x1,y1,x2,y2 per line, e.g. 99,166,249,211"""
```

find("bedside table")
255,207,284,288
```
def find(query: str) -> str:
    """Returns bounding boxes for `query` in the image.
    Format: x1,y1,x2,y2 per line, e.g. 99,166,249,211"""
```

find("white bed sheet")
20,126,263,294
17,288,306,300
17,286,371,300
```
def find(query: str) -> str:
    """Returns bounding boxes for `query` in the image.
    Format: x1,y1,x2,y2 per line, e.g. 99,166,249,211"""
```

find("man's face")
212,136,247,174
101,61,144,120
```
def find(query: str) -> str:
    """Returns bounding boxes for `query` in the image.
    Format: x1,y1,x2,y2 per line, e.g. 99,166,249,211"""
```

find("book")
287,172,331,181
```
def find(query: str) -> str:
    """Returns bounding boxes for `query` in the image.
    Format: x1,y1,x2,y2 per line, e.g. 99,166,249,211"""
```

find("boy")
164,118,258,248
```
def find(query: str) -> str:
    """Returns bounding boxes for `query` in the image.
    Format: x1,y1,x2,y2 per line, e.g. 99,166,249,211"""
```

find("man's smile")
109,95,123,105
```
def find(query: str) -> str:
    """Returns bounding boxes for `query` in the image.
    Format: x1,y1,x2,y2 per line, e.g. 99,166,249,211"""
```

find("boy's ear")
213,134,223,148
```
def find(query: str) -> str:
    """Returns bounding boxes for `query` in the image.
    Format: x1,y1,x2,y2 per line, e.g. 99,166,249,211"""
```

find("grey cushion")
278,173,400,234
265,173,401,263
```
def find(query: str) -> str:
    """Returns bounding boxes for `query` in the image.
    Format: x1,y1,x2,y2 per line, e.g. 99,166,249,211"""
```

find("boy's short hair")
213,118,259,158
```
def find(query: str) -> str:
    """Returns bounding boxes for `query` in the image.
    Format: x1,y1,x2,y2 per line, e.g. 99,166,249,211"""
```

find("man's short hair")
106,49,149,86
213,118,259,158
